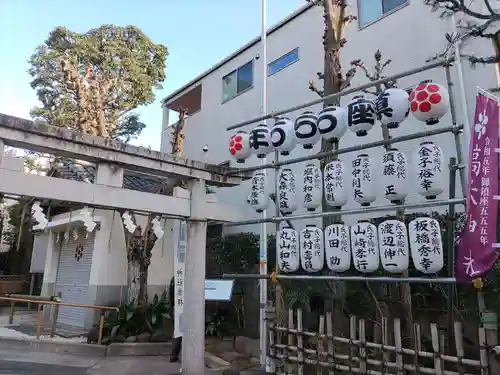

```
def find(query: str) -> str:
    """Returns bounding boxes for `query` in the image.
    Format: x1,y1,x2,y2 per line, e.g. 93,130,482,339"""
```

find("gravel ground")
0,327,86,343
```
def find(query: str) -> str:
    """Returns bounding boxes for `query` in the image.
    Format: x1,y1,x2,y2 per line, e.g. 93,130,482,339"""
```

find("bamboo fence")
268,309,493,375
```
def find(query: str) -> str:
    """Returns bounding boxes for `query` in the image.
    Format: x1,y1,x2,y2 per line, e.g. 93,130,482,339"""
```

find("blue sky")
0,0,306,149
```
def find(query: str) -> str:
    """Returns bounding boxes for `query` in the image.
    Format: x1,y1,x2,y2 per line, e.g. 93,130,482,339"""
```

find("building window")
268,48,299,76
222,61,253,103
358,0,407,28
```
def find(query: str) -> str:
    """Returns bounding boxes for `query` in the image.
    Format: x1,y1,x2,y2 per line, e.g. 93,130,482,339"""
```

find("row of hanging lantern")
248,141,445,213
277,217,443,275
229,82,450,163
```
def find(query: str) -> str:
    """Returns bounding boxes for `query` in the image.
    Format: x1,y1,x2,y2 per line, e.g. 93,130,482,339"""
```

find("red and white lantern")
409,81,449,125
229,131,252,163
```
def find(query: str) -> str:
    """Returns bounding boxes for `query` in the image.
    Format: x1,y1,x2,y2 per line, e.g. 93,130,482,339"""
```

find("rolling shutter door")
55,229,95,327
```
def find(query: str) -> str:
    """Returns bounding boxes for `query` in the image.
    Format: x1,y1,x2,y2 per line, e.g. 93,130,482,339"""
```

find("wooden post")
35,305,43,340
8,301,14,324
182,178,207,375
297,309,304,375
98,311,105,345
28,273,35,311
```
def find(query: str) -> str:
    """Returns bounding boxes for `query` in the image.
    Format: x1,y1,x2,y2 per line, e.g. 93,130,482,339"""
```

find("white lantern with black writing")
409,81,449,125
271,117,297,156
324,223,351,272
412,141,445,200
350,222,380,273
278,168,298,214
317,105,347,142
294,111,321,149
323,160,348,209
381,149,408,204
249,171,268,213
378,220,409,273
375,88,410,129
229,131,252,163
249,123,273,158
300,225,324,273
408,217,444,274
352,154,376,207
277,227,300,273
302,163,322,211
347,95,377,137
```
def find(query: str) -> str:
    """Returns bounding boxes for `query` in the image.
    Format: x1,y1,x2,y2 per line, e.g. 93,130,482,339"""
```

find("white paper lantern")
381,149,408,204
278,168,298,214
317,105,347,141
408,217,444,274
249,123,273,158
302,163,322,211
277,227,300,273
323,160,348,208
378,220,409,273
350,222,380,273
271,117,297,156
249,171,268,213
375,88,410,129
412,141,445,200
346,95,377,137
294,111,321,149
229,131,252,163
324,223,351,272
409,81,449,125
300,225,324,272
352,154,376,207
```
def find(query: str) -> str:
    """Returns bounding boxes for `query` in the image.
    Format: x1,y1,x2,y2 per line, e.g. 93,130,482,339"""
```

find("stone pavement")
0,349,220,375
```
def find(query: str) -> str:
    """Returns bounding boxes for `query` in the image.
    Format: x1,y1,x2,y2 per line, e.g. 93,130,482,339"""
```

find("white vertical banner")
173,219,187,338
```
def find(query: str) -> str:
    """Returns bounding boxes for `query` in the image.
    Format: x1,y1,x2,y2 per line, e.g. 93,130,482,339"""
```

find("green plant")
205,309,230,339
98,292,171,341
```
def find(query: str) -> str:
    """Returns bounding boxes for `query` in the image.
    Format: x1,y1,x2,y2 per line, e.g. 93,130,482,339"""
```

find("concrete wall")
41,209,175,328
161,1,497,235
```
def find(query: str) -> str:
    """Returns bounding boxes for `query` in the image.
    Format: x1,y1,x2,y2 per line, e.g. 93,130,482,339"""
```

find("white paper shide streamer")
408,217,444,274
277,227,300,273
323,161,348,208
324,223,351,272
377,220,409,273
249,171,268,213
278,168,298,214
302,163,322,211
350,222,380,273
352,154,376,207
381,149,408,203
300,225,324,272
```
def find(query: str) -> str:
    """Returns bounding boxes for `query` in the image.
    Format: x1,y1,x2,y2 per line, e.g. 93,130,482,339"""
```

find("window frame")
357,0,409,29
221,60,254,103
268,47,300,77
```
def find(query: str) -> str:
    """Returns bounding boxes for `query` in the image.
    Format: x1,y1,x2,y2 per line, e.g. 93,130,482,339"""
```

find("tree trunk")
127,260,140,304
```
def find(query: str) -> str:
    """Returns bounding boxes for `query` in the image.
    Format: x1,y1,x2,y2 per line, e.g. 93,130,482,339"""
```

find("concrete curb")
106,342,172,356
0,337,107,357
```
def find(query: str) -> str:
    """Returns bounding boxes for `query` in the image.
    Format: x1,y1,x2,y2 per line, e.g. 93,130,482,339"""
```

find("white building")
161,1,497,234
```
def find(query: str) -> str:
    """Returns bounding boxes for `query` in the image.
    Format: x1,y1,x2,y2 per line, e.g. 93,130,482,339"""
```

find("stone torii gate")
0,113,249,375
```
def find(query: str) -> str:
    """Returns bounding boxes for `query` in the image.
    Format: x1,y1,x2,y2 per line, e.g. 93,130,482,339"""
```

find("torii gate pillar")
182,178,208,375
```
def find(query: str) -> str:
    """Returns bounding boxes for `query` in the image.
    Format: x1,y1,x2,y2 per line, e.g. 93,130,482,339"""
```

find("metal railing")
0,296,118,345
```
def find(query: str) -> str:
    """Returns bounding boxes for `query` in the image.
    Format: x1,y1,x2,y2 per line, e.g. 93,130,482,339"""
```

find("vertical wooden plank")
8,302,15,325
268,320,276,373
394,318,404,375
287,309,295,375
413,322,422,375
349,316,357,374
326,311,335,375
439,329,446,372
478,327,490,375
358,318,367,374
297,309,304,375
97,313,105,345
35,305,43,340
317,315,325,375
430,323,443,375
453,321,465,375
381,318,389,375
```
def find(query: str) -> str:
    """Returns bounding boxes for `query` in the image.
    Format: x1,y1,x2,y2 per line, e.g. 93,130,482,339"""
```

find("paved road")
0,349,186,375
